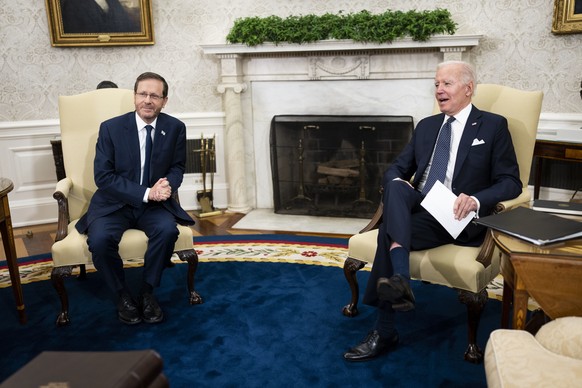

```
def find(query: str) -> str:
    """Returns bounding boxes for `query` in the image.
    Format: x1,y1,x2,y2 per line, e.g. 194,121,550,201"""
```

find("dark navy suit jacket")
384,105,522,242
76,111,194,234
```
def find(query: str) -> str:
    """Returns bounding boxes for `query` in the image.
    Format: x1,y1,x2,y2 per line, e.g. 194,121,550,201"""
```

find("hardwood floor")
1,211,312,261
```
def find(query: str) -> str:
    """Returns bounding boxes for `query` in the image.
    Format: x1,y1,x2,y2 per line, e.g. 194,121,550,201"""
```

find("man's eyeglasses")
135,92,164,101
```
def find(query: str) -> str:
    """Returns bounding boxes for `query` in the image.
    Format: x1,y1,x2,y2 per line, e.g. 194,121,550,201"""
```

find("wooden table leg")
500,252,516,329
501,279,513,329
512,276,528,330
1,192,27,324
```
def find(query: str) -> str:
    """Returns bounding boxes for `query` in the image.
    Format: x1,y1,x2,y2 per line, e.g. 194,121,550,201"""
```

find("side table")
0,178,26,324
492,214,582,330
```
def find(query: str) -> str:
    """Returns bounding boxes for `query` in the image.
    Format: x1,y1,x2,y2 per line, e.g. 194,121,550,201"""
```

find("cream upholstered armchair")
341,84,543,363
51,88,202,327
485,317,582,387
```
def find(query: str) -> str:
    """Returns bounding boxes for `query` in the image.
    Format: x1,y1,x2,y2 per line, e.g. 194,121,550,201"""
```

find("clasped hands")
148,178,172,202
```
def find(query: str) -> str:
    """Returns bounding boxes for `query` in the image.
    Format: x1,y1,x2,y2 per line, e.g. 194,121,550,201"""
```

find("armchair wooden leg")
458,288,488,364
501,279,513,329
51,265,74,327
176,249,203,305
342,257,366,317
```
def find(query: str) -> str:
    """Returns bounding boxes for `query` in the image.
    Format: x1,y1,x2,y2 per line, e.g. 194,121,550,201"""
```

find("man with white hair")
344,61,522,361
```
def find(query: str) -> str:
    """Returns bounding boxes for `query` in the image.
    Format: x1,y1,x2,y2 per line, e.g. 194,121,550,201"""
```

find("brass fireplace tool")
194,134,222,218
352,140,374,211
284,135,315,211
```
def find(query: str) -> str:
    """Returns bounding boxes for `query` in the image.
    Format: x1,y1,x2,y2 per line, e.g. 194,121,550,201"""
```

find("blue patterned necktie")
142,125,153,187
422,116,455,195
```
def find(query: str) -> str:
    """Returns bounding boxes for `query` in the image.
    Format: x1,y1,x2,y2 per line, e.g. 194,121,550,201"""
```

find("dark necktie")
142,125,153,187
422,116,455,195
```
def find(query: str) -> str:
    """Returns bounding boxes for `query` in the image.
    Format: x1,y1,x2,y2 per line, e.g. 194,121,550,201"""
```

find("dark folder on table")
475,206,582,246
532,199,582,216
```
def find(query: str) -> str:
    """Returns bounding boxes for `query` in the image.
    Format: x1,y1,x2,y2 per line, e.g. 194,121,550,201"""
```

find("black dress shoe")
343,330,399,362
140,293,164,323
377,274,416,311
117,294,142,325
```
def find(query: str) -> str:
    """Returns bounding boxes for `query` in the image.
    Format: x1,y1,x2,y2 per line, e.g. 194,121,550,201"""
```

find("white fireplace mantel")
200,35,482,212
201,35,482,57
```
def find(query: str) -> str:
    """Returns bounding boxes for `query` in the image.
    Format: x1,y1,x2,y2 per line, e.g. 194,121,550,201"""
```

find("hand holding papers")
420,180,476,239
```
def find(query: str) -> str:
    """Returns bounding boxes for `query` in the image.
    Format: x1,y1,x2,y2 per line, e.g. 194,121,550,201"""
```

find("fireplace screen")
270,115,414,218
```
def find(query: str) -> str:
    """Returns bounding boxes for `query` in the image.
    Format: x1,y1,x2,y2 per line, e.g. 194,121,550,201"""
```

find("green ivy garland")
226,9,457,46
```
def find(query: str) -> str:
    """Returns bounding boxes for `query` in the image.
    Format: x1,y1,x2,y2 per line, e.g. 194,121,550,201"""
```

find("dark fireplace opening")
270,115,414,218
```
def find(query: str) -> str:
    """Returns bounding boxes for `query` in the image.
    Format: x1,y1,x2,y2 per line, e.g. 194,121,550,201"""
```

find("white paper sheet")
420,180,476,239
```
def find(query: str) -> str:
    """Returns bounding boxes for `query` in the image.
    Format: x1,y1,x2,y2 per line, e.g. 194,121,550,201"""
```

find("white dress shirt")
135,113,158,201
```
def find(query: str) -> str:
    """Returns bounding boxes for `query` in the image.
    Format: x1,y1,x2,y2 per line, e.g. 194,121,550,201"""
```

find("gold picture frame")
45,0,154,47
553,0,582,34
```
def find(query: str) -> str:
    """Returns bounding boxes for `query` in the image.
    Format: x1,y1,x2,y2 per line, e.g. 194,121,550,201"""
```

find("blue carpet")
0,237,497,387
0,252,52,267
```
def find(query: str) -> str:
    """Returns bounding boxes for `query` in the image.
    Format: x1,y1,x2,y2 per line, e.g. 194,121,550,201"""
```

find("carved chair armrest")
53,177,72,242
359,202,383,233
494,191,531,214
358,186,384,233
475,231,497,268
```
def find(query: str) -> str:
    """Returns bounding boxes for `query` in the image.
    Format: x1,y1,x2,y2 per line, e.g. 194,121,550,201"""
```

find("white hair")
437,61,477,96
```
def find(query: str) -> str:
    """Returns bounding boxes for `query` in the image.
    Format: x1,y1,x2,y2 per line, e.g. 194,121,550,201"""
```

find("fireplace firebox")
270,115,414,218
